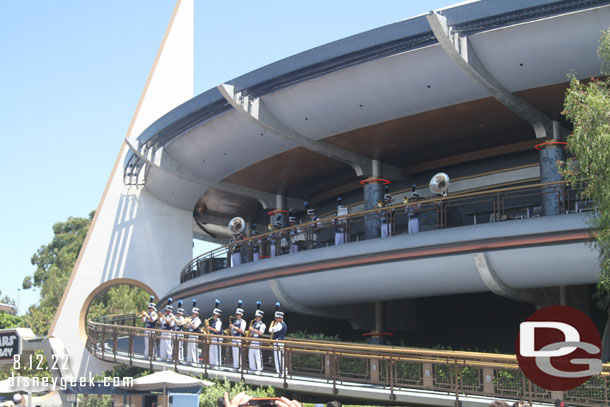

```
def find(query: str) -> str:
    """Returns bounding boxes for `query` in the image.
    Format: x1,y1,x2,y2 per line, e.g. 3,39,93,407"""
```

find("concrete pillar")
423,363,433,388
363,182,383,240
539,143,565,216
483,368,494,393
273,195,288,228
367,301,384,345
370,358,380,381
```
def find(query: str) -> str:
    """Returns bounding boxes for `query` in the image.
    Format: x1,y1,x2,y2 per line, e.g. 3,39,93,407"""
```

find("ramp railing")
87,314,608,406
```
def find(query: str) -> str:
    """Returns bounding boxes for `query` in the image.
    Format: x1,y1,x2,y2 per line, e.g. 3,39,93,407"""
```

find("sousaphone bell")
429,172,450,196
228,217,246,234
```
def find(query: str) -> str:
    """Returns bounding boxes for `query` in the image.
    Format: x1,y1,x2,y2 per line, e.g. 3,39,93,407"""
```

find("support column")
363,161,384,240
539,121,566,217
539,142,565,216
367,301,384,345
272,195,288,228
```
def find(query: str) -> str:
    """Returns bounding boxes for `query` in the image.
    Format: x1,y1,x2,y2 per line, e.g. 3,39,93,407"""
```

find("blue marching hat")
148,295,156,311
236,299,244,315
274,302,284,318
165,297,174,312
213,299,222,315
255,300,264,317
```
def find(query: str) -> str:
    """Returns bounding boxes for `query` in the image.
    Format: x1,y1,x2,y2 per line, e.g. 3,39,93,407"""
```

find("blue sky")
0,0,459,315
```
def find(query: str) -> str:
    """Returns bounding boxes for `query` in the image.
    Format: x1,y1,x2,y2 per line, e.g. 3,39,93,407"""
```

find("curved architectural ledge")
164,213,598,314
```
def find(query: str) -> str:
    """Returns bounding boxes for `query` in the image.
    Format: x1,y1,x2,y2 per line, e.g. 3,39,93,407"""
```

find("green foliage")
22,211,149,335
23,213,93,335
0,289,16,307
562,29,610,309
287,331,340,341
77,394,113,407
87,285,150,320
0,312,24,329
95,363,152,381
0,350,52,381
198,378,277,407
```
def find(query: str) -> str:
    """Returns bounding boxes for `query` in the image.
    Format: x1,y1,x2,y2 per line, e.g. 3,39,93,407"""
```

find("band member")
248,302,266,374
380,186,393,238
230,232,244,267
208,303,223,367
269,303,287,375
335,198,348,245
230,300,247,369
185,300,201,364
270,216,281,257
304,201,320,249
142,296,158,358
250,224,260,262
406,184,421,234
174,301,186,361
159,299,176,361
288,214,301,254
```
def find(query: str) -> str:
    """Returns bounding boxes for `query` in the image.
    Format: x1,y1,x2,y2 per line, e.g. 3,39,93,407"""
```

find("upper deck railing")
181,181,591,284
86,314,609,406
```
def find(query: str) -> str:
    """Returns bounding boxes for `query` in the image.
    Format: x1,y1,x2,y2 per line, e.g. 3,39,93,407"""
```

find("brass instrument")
268,301,281,338
228,217,246,234
245,318,254,338
224,315,235,336
376,200,384,208
246,300,262,338
203,317,211,334
140,310,148,318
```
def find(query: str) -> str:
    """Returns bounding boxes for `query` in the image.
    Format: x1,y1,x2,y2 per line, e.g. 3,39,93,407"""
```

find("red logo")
516,305,602,391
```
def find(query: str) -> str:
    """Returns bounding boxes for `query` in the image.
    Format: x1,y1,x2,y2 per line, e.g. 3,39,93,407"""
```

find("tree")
23,211,150,336
23,213,93,335
0,289,16,307
87,284,150,321
0,313,24,329
562,29,610,309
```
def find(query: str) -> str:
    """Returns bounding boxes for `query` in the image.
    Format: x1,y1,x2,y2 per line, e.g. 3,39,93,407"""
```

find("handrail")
182,180,585,283
86,314,610,406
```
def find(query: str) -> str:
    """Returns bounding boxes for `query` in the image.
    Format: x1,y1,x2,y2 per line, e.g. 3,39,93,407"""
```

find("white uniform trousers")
273,342,285,374
186,335,199,363
175,332,184,361
232,338,243,369
381,221,390,237
290,243,299,253
408,217,420,233
143,330,156,358
159,331,173,360
334,232,345,245
253,252,259,261
248,339,263,372
209,337,222,367
231,251,241,267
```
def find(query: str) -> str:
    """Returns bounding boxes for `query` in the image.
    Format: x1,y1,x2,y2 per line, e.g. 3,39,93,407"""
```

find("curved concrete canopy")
128,1,610,216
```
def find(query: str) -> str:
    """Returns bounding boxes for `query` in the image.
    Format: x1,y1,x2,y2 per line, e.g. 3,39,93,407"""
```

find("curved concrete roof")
126,0,610,216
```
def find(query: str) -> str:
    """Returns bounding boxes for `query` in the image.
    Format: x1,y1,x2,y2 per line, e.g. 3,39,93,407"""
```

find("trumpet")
376,200,384,208
139,310,148,318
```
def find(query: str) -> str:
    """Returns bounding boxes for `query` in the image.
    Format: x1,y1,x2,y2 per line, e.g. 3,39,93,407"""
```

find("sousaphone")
429,172,450,196
228,217,246,234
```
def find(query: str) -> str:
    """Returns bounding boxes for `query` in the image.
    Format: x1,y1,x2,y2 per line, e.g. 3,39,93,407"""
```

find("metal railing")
87,314,609,406
182,181,588,283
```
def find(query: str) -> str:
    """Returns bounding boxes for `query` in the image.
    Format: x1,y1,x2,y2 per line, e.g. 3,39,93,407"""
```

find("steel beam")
218,83,402,179
125,138,302,210
427,11,567,140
